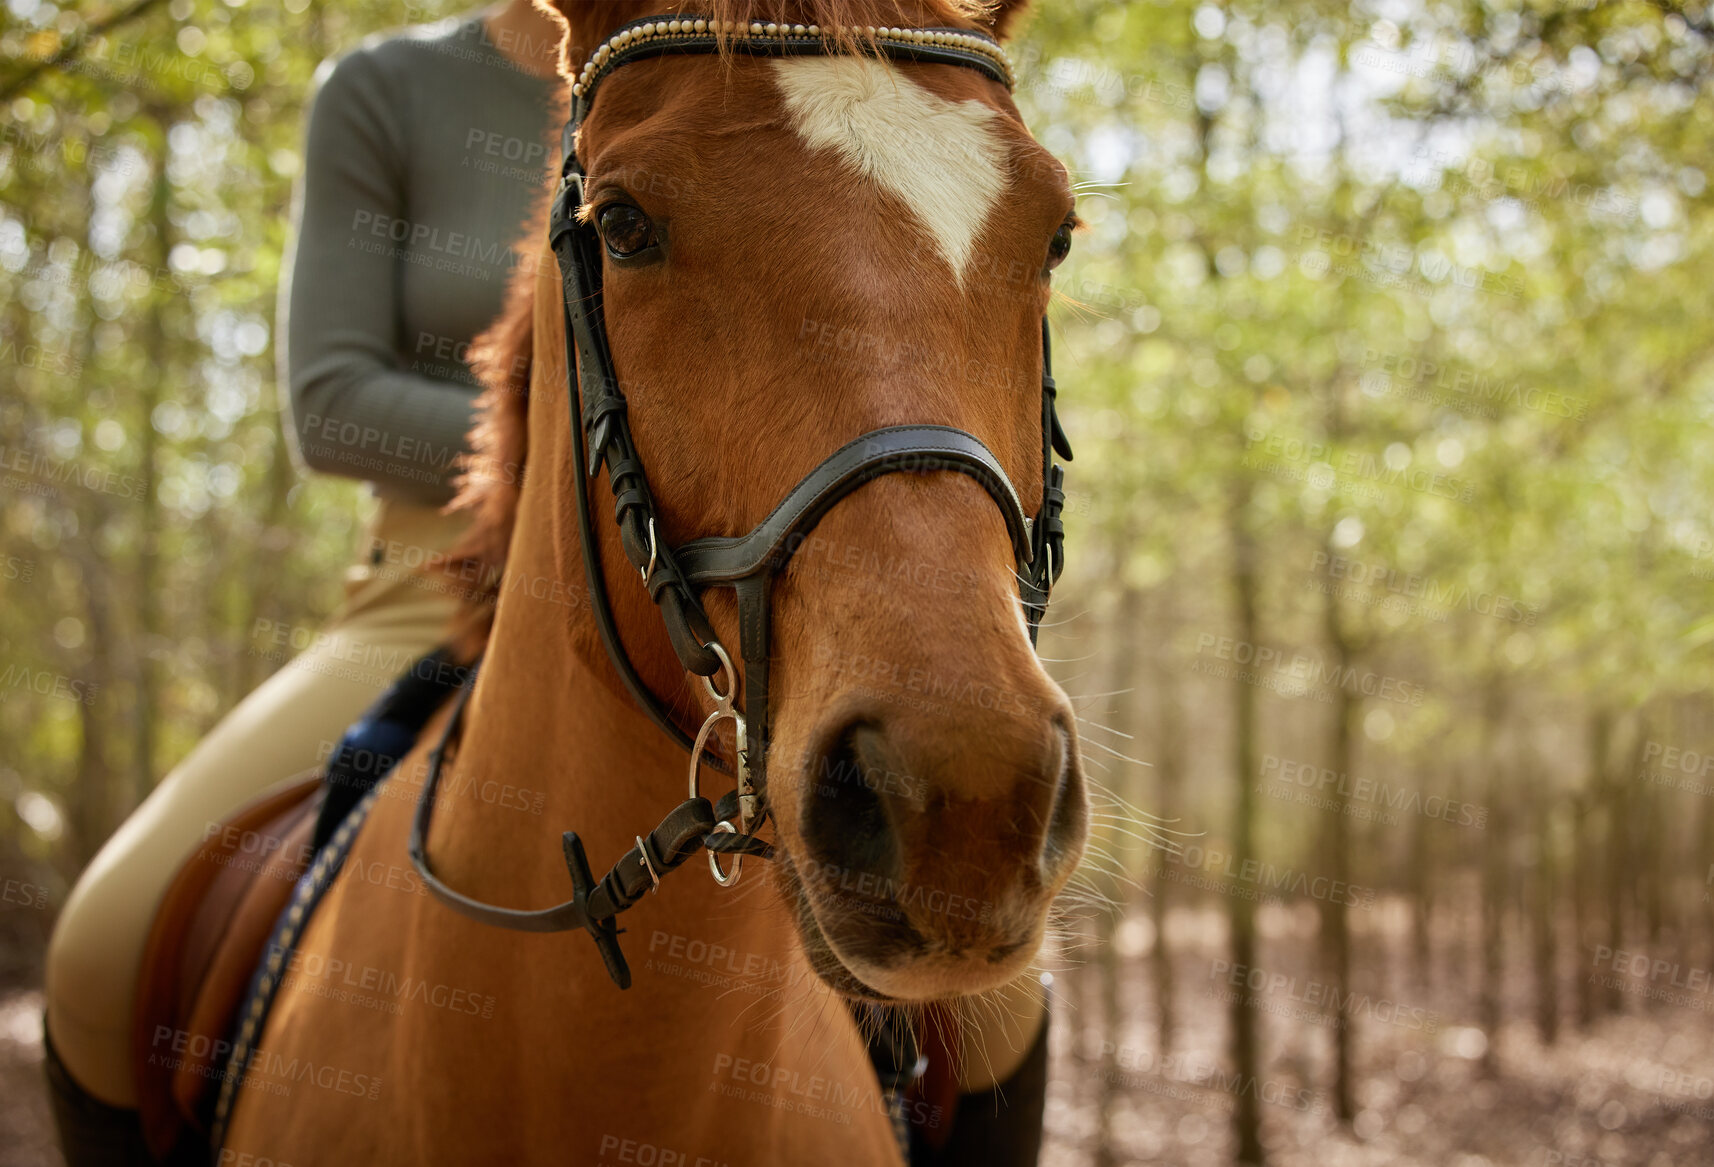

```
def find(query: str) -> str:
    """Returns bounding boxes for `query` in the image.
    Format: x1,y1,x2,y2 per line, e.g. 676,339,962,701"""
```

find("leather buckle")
634,835,662,893
547,171,586,247
560,831,631,989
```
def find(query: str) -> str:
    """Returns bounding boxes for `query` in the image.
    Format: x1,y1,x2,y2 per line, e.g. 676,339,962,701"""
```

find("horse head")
459,0,1086,1006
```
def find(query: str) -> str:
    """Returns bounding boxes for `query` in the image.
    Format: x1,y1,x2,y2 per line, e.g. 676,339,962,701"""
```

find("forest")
2,0,1712,1164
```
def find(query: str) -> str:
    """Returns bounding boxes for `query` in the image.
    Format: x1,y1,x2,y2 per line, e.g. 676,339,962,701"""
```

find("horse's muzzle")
788,706,1085,997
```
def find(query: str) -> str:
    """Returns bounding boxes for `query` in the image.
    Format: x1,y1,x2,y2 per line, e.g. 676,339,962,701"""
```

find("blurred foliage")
1017,0,1713,849
1011,1,1714,1158
0,0,481,880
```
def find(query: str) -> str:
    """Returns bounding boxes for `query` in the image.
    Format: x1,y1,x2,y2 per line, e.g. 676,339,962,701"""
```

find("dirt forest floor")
1042,898,1714,1167
1,990,57,1167
2,898,1710,1166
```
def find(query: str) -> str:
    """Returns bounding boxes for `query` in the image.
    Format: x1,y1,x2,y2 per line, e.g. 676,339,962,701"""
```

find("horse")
214,2,1085,1161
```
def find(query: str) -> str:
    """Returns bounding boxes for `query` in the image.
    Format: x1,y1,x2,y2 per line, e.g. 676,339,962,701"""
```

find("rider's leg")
43,1027,154,1167
43,502,466,1107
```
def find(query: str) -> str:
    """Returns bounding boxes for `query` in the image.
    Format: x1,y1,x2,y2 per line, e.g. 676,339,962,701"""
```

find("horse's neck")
419,232,718,921
425,369,658,889
411,518,827,1041
421,561,682,908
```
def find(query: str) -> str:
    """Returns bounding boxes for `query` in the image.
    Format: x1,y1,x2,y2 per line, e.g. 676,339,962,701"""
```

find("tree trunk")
1532,780,1558,1045
71,555,119,863
1603,716,1627,1014
1092,583,1143,1167
131,109,173,808
1572,786,1597,1030
1443,760,1474,1002
1640,720,1665,946
230,411,297,701
1409,777,1433,991
1151,644,1182,1057
1477,685,1506,1077
1319,549,1357,1123
1227,482,1266,1167
1093,926,1122,1167
1700,702,1714,969
64,144,118,863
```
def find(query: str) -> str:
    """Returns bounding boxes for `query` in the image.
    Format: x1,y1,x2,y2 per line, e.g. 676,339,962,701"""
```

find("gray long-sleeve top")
279,15,557,503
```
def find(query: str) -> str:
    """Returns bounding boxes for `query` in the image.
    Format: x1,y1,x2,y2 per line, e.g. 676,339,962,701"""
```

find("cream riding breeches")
44,501,469,1107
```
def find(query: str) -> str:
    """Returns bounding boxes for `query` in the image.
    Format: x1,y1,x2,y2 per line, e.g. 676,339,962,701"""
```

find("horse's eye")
1045,217,1075,272
597,203,656,258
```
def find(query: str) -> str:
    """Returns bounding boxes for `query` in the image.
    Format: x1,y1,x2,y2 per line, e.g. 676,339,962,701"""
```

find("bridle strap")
406,668,770,988
1023,319,1069,629
551,165,725,760
567,16,1015,125
674,425,1033,584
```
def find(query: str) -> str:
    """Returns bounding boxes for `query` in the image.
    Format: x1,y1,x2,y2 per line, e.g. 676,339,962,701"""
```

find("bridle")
408,14,1073,990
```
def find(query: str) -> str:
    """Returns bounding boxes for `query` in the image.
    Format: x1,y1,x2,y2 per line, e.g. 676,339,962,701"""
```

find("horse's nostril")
1041,721,1085,874
800,722,902,882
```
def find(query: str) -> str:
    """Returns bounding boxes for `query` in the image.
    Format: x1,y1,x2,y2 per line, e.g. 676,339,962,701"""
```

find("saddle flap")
132,775,323,1160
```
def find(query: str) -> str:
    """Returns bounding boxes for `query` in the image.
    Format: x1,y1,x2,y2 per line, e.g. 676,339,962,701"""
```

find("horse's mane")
436,175,553,660
437,0,1024,659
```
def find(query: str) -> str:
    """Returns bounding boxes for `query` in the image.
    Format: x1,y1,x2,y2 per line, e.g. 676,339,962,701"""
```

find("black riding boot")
42,1026,156,1167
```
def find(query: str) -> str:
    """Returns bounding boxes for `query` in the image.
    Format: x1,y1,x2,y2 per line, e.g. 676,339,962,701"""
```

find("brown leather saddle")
130,774,324,1161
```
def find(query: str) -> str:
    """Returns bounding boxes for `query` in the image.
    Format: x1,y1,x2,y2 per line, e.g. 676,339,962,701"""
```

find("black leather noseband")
408,15,1072,989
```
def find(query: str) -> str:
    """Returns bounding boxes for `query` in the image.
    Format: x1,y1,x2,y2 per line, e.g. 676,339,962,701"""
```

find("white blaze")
771,56,1005,285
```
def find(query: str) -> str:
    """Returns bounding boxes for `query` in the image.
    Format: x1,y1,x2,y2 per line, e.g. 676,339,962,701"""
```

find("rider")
42,2,560,1158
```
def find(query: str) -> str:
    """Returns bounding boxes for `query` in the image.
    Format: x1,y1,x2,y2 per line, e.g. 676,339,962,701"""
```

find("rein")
407,14,1072,990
